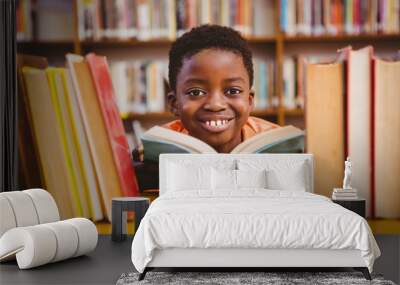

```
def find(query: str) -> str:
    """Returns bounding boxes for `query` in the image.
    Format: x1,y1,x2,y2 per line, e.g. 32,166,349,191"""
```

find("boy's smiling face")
169,48,254,153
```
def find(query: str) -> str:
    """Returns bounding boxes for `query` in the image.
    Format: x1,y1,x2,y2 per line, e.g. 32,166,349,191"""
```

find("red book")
86,53,139,197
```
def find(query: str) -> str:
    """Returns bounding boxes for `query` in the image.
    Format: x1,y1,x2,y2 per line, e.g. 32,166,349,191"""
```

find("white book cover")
110,61,129,114
52,71,90,219
347,46,373,216
286,0,296,35
252,0,274,36
283,58,296,109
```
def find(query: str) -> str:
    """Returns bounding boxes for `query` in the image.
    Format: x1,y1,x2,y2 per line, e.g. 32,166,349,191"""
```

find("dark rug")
116,271,396,285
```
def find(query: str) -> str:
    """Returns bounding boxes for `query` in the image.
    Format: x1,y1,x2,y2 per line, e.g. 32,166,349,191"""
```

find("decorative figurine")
342,157,352,190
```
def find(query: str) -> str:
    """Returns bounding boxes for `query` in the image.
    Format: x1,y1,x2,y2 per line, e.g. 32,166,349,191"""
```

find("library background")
15,0,400,229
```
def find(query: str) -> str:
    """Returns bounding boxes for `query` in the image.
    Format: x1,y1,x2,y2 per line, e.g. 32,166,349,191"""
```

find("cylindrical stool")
111,197,150,242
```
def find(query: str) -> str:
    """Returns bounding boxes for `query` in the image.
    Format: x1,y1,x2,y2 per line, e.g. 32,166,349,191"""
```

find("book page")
143,126,217,153
231,126,304,153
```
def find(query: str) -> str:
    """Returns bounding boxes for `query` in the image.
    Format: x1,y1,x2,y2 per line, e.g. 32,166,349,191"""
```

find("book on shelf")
16,0,33,41
67,54,125,221
346,46,373,216
22,66,77,219
36,0,74,41
58,67,104,221
46,67,90,218
16,55,46,189
280,0,400,36
86,53,140,198
306,55,345,199
374,57,400,218
140,125,304,163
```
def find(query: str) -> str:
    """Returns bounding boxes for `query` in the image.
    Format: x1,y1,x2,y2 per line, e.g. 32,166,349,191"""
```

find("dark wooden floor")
0,236,135,285
0,235,399,285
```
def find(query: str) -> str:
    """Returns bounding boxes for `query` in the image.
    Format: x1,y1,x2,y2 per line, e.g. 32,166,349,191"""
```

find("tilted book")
141,125,304,163
86,53,140,197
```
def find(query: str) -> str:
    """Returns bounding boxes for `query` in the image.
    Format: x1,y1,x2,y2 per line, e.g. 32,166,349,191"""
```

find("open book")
141,125,305,162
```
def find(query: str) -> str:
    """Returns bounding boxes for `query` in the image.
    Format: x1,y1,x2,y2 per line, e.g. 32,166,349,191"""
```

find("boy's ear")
249,89,255,112
167,91,180,117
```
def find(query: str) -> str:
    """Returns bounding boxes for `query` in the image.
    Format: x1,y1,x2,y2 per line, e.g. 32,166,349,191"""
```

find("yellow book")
46,68,85,217
22,67,75,218
58,68,104,221
66,54,123,221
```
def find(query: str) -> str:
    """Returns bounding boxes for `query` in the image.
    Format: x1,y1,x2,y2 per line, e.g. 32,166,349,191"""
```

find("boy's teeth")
205,120,229,128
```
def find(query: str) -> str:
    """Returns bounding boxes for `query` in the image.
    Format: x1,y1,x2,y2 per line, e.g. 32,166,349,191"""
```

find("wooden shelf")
284,108,304,116
123,112,175,121
284,33,400,42
79,35,275,48
17,40,75,47
81,38,172,47
251,108,279,116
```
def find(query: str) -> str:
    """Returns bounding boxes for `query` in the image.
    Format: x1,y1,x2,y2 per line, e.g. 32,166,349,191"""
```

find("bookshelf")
16,0,400,128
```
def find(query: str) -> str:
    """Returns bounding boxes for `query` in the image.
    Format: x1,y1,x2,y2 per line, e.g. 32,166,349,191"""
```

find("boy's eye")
186,89,206,97
226,88,242,95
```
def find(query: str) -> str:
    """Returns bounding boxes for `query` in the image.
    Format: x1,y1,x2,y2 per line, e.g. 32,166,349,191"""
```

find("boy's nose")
203,91,227,111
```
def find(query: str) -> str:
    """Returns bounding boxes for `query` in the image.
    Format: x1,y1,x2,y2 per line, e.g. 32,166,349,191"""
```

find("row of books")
78,0,275,40
17,0,74,42
280,0,400,36
306,46,400,218
18,53,140,221
109,58,278,115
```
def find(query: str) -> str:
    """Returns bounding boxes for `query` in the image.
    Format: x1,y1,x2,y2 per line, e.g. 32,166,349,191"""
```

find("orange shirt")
162,116,279,141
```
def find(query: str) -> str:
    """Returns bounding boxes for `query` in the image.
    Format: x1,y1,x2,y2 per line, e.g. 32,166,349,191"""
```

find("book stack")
306,47,400,218
332,188,359,200
18,53,140,221
280,0,400,36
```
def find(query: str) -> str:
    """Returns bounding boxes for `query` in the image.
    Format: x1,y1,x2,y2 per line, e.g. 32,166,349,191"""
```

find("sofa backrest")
159,154,314,196
0,189,60,238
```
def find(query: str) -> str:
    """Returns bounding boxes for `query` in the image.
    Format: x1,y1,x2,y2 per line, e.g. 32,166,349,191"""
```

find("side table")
112,197,150,242
332,198,366,218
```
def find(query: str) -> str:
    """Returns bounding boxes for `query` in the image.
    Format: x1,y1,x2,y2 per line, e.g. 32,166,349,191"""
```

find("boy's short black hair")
168,24,254,92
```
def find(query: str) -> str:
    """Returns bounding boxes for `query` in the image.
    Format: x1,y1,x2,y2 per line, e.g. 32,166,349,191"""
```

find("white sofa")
132,154,379,281
0,189,98,269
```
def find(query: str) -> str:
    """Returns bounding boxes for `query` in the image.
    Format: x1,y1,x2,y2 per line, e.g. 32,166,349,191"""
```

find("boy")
163,25,279,153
